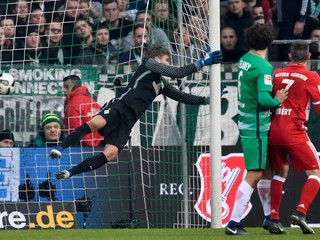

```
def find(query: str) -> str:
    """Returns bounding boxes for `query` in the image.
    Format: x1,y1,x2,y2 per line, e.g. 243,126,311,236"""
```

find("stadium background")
0,0,320,230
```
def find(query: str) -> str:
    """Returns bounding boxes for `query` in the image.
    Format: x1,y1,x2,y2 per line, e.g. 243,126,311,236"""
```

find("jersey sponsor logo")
194,153,252,226
264,75,272,85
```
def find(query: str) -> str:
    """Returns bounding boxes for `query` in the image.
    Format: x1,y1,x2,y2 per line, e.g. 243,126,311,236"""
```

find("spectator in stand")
170,24,205,65
118,0,137,21
100,0,133,51
29,113,67,147
0,17,15,63
40,21,72,65
252,3,265,19
10,0,31,48
63,75,103,147
78,0,90,19
77,0,103,26
0,26,13,65
28,5,46,36
118,24,149,64
221,0,253,51
122,10,170,51
220,26,247,62
59,0,81,56
1,17,15,46
276,0,311,61
150,0,176,37
74,24,117,65
187,15,210,51
13,25,44,66
75,18,94,46
30,0,65,23
0,130,15,147
10,0,30,25
72,18,95,64
186,0,209,28
310,27,320,59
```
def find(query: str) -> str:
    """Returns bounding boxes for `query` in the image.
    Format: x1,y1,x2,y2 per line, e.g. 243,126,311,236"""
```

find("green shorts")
241,137,270,170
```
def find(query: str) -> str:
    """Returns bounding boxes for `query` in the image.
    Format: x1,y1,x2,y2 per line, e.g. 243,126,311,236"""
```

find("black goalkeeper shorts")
97,99,136,152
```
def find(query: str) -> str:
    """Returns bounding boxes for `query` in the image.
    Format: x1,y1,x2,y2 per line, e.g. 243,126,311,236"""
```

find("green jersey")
238,52,273,138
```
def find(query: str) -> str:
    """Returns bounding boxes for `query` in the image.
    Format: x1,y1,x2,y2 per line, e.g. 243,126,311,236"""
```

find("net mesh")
7,0,319,229
1,0,215,229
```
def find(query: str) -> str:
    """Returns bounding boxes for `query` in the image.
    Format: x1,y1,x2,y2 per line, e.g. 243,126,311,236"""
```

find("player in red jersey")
268,40,320,235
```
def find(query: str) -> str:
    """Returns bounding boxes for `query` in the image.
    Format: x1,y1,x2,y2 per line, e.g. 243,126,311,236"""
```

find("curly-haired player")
225,24,288,235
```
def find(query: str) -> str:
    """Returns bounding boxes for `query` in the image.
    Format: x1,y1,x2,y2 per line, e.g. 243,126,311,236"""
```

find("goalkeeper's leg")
56,145,119,180
56,152,108,180
50,116,107,159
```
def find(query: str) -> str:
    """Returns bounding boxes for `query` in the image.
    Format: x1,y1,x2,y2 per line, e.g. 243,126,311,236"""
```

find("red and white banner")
195,153,252,226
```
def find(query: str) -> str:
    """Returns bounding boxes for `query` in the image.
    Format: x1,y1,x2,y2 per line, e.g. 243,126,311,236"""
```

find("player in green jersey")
225,24,288,235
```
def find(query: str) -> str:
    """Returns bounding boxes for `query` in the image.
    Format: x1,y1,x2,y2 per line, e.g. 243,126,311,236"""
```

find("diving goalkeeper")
50,44,223,180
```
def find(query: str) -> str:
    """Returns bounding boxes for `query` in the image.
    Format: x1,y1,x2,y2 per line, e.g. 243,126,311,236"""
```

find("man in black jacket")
50,44,222,180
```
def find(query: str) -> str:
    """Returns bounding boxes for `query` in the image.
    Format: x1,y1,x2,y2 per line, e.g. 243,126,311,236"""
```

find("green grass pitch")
2,228,320,240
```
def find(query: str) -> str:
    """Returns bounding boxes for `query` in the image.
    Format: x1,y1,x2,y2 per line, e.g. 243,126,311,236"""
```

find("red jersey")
64,86,103,147
269,63,320,145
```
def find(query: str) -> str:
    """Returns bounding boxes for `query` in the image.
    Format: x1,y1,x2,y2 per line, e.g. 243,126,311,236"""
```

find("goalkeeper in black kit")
50,45,223,180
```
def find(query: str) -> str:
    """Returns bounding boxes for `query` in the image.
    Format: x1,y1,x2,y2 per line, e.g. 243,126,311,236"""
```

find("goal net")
0,0,237,229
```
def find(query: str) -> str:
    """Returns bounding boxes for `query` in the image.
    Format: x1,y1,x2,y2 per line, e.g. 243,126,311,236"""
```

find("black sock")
61,123,91,149
69,153,108,176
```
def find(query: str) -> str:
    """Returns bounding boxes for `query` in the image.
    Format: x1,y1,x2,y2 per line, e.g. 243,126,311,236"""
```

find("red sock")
270,178,284,220
296,176,320,215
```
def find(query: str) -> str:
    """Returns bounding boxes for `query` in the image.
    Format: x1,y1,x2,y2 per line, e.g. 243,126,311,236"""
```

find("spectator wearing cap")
63,75,103,147
13,25,43,66
29,113,67,147
0,130,15,147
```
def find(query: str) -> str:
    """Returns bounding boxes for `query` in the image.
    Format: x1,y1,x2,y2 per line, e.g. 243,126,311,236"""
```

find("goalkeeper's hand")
197,49,223,68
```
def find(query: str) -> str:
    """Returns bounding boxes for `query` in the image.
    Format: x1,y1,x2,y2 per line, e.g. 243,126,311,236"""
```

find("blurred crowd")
0,0,319,68
0,0,208,68
221,0,320,62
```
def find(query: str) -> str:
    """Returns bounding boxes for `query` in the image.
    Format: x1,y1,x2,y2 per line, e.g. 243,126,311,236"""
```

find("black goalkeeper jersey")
117,58,206,121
